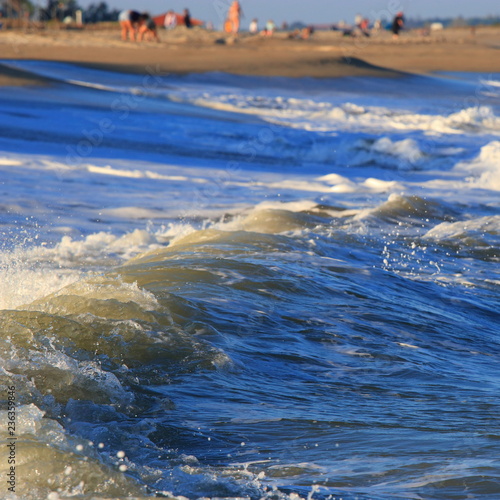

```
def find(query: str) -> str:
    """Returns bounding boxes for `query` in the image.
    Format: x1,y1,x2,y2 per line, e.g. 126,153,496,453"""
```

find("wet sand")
0,25,500,85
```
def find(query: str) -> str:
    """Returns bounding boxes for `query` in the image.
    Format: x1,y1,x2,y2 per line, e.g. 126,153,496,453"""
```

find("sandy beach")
1,24,500,85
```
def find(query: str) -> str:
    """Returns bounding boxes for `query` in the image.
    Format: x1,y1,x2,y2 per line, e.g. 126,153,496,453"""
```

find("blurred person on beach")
119,9,141,41
228,1,242,34
392,11,404,39
262,19,275,36
138,12,160,42
359,18,370,37
183,8,192,28
288,26,313,40
164,10,177,29
249,18,258,34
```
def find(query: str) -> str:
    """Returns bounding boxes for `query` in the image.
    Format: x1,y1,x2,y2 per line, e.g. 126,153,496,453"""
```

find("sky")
85,0,500,27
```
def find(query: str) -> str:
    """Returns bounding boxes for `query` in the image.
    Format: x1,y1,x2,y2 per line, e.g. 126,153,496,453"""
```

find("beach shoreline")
1,25,500,86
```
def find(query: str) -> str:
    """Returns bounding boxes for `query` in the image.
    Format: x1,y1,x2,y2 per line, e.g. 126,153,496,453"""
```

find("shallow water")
0,61,499,500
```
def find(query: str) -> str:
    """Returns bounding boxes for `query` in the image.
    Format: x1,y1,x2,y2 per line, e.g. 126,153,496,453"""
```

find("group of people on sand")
164,9,192,29
118,2,307,43
119,7,195,42
119,9,159,42
224,2,278,38
119,4,405,44
338,11,404,39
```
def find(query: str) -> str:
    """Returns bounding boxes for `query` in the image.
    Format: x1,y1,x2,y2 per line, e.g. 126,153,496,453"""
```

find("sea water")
0,60,499,500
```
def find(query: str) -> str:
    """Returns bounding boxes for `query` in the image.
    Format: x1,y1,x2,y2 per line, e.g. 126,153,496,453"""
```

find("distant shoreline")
1,26,500,86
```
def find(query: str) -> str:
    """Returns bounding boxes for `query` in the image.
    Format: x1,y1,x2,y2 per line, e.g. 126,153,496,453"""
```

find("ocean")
0,60,499,500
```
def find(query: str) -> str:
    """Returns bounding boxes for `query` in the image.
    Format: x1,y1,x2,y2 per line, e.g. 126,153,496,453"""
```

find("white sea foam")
0,264,79,310
101,207,168,219
482,79,500,88
0,229,165,310
10,349,133,405
252,200,319,213
0,157,22,166
0,246,81,310
424,215,500,242
343,137,426,170
188,92,500,135
454,141,500,190
241,171,404,196
86,164,191,181
47,229,165,265
4,60,500,139
479,79,500,98
278,104,500,135
371,137,423,166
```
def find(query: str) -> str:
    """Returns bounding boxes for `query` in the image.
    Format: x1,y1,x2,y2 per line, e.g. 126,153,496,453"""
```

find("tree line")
0,0,120,23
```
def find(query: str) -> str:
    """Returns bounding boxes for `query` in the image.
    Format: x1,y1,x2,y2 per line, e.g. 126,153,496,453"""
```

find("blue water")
0,61,499,500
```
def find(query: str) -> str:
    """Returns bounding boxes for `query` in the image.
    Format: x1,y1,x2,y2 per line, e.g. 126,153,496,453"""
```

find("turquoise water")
0,61,499,499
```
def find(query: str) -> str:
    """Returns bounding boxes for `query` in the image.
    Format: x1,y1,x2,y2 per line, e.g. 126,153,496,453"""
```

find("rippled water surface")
0,61,499,500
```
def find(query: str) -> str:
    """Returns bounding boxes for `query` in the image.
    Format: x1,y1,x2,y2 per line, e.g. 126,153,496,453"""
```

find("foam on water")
194,99,500,135
0,405,150,499
455,140,500,190
0,61,499,500
424,215,500,262
0,247,81,310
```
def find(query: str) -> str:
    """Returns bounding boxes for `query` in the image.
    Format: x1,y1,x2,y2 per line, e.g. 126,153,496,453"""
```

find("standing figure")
249,18,258,34
183,8,192,28
392,11,404,39
164,10,177,30
359,18,370,37
119,9,141,41
264,19,275,36
228,1,242,34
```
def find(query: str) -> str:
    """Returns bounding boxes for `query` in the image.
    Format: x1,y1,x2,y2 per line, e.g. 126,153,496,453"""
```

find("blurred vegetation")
0,0,119,23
